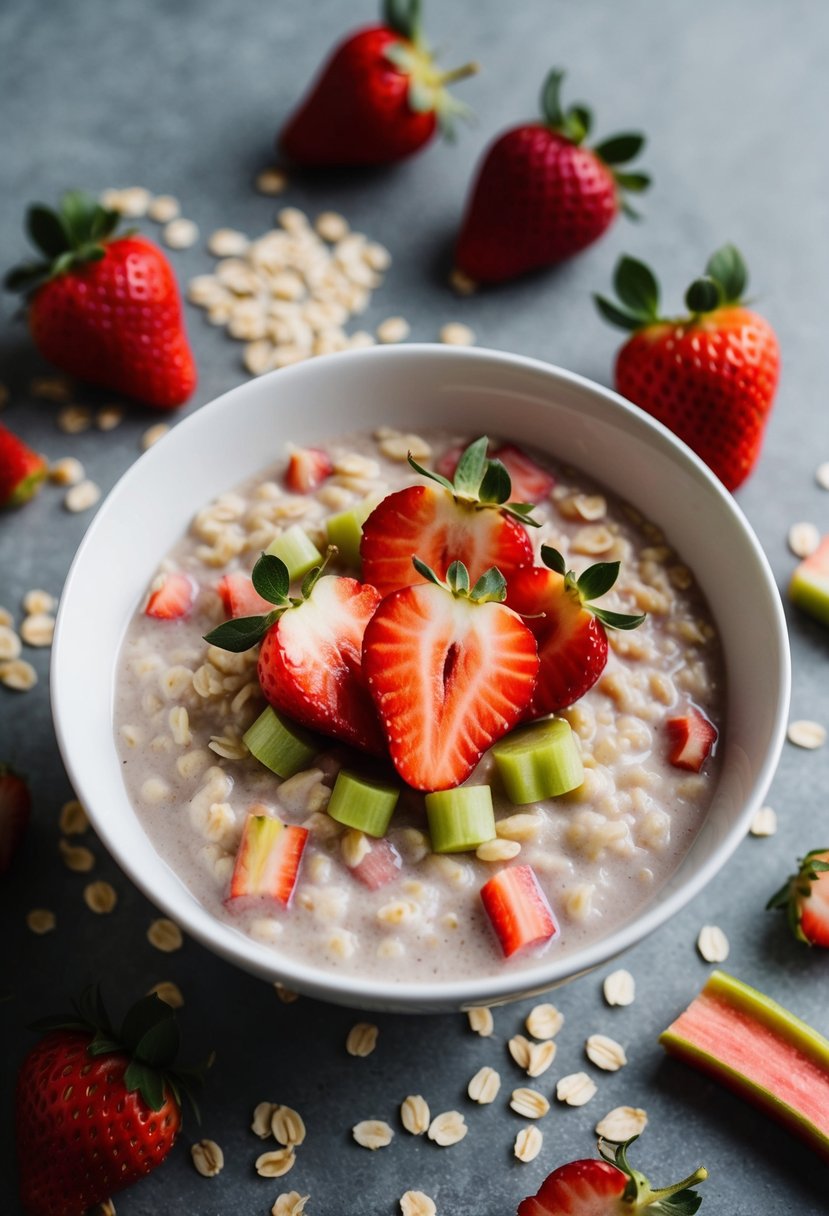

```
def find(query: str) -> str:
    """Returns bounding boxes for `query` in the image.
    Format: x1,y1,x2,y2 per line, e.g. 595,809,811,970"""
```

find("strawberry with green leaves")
361,435,538,597
595,245,780,491
455,69,649,284
6,192,196,409
16,986,206,1216
767,848,829,947
0,423,47,509
506,545,645,717
279,0,477,167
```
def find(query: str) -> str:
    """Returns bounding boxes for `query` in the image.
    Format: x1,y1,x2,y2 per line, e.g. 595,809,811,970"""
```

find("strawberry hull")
660,970,829,1159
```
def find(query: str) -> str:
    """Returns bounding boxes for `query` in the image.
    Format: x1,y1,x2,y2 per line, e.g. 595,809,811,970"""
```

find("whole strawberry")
595,245,780,491
279,0,477,166
16,986,205,1216
767,848,829,947
5,191,196,409
454,69,649,284
0,423,47,508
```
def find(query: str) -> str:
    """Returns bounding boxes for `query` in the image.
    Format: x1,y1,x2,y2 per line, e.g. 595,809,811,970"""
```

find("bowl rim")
51,344,791,1009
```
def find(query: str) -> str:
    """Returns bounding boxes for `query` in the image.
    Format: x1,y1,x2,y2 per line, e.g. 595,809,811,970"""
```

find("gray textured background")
2,0,828,1212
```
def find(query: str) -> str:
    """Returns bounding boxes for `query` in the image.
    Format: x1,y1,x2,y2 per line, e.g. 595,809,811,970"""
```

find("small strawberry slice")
217,572,272,619
518,1136,707,1216
285,446,333,494
437,440,554,504
480,864,558,958
768,848,829,947
205,551,385,755
350,837,402,890
361,435,538,597
506,545,645,716
228,809,309,907
0,423,47,509
362,558,539,790
145,572,197,620
0,764,31,874
665,706,718,771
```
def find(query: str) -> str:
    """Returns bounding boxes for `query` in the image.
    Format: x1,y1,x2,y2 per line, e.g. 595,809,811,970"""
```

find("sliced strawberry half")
205,551,385,755
228,809,308,907
0,764,31,874
518,1136,707,1216
480,864,558,958
145,572,197,620
768,848,829,947
285,446,333,494
437,440,554,504
350,837,402,890
506,545,645,716
217,571,272,618
361,435,538,596
665,706,718,771
362,558,539,790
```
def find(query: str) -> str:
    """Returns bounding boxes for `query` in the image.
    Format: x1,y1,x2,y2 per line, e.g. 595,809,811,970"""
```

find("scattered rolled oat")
59,839,95,872
788,521,821,558
467,1006,494,1036
0,659,37,691
555,1072,597,1106
508,1034,532,1070
272,1105,306,1147
96,406,124,431
272,1193,309,1216
353,1120,394,1150
256,1147,297,1176
252,1101,278,1138
514,1125,543,1163
27,908,56,934
816,462,829,490
401,1094,430,1134
376,316,410,344
64,479,101,513
787,719,826,750
526,1040,557,1078
22,589,56,615
191,1139,224,1177
49,457,84,486
439,322,475,346
0,608,12,628
59,799,89,835
750,805,778,837
30,375,71,401
57,405,93,433
509,1088,550,1119
0,625,21,661
147,194,180,223
697,924,729,963
147,917,183,952
449,268,477,295
118,186,152,217
208,228,250,257
256,168,288,195
274,983,300,1004
346,1021,379,1057
148,980,184,1008
603,969,635,1007
400,1192,436,1216
585,1034,627,1072
525,1003,564,1040
595,1105,648,1141
164,217,199,249
427,1110,467,1146
20,614,55,648
141,423,170,451
468,1066,501,1105
315,211,350,242
84,880,117,914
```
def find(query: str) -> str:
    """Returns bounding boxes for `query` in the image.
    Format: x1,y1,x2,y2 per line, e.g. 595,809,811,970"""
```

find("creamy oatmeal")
114,429,724,981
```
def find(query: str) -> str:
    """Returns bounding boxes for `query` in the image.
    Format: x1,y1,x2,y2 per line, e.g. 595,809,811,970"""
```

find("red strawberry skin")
362,581,539,790
0,765,31,874
507,566,608,716
29,236,196,409
800,857,829,946
217,572,272,619
455,126,618,283
258,576,385,755
615,308,780,492
361,484,534,598
16,1030,180,1216
518,1158,626,1216
280,26,436,166
0,424,47,508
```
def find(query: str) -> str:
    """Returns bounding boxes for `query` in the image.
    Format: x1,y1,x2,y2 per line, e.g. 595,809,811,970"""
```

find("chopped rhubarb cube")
145,572,197,620
350,838,402,890
480,864,559,958
666,706,718,772
228,811,308,907
436,441,554,504
285,447,333,494
217,571,272,618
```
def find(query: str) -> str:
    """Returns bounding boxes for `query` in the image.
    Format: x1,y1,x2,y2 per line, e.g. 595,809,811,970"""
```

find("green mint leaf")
685,276,722,314
203,614,272,652
452,436,489,496
252,553,290,604
705,243,747,303
613,255,659,319
540,545,567,575
577,560,620,601
593,607,647,631
594,293,644,331
470,566,507,602
478,458,511,504
594,132,645,165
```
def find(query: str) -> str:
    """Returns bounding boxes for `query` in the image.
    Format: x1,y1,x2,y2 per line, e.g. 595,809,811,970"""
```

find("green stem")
639,1166,708,1208
439,61,479,85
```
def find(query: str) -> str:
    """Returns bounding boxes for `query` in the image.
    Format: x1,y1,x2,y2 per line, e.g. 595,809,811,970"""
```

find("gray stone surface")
2,0,828,1212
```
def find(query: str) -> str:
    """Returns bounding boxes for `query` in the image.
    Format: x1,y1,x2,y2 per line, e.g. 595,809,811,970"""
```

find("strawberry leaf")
203,612,276,652
408,454,454,492
685,276,722,315
613,255,660,319
594,132,645,165
470,566,507,603
120,994,171,1054
577,560,620,601
452,435,488,496
594,293,644,331
124,1059,166,1112
615,171,651,192
593,606,647,631
540,68,566,129
478,458,511,504
26,204,70,258
705,243,747,304
61,191,99,247
383,0,422,42
4,260,51,292
502,501,542,528
650,1192,704,1216
540,545,567,575
447,560,470,593
135,1015,180,1069
251,553,291,604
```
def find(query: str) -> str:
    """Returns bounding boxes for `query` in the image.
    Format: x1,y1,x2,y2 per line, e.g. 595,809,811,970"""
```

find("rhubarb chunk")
326,770,399,837
660,969,829,1158
349,837,402,890
243,706,319,779
266,524,323,581
492,718,583,804
665,706,717,771
789,535,829,626
228,811,308,907
480,864,559,958
425,784,496,853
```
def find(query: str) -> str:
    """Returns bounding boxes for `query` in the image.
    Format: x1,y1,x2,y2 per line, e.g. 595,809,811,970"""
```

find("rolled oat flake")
787,719,826,750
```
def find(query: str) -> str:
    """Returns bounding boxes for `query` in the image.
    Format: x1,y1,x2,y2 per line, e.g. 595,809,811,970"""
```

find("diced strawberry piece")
145,572,197,619
228,810,309,907
666,706,718,771
0,764,31,874
480,864,559,958
285,446,333,494
436,441,554,504
217,572,272,619
350,837,402,890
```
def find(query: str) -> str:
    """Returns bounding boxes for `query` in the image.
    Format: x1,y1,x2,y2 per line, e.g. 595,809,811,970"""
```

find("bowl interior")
51,346,790,1012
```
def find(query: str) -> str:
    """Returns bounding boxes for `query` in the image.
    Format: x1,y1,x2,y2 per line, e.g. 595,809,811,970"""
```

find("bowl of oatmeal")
51,345,790,1012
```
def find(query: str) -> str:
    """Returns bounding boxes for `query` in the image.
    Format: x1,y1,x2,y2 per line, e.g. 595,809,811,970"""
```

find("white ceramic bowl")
51,345,790,1013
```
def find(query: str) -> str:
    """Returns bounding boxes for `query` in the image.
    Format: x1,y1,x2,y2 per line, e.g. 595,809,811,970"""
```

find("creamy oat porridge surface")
114,429,724,981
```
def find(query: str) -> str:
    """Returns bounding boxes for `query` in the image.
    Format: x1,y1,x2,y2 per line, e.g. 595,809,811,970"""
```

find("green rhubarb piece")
425,785,495,853
266,524,323,581
491,718,584,804
789,535,829,627
325,497,378,570
660,969,829,1158
326,769,399,837
243,706,318,779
